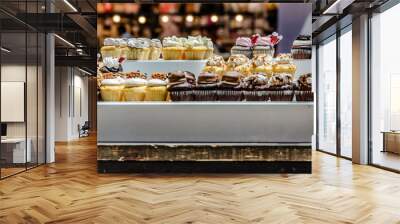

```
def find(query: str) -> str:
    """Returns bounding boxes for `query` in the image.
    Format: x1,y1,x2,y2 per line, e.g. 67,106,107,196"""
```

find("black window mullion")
336,27,341,157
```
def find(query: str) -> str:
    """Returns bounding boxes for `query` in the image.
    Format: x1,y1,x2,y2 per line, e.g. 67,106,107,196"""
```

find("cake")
202,55,226,80
144,78,167,101
231,37,252,58
251,54,274,78
295,73,313,101
273,54,296,75
291,35,312,59
123,78,147,101
194,72,219,101
267,73,294,101
252,34,274,57
242,74,269,101
136,38,151,60
149,39,162,60
100,38,120,58
185,36,207,60
168,71,195,101
162,36,186,60
202,37,214,59
218,71,242,101
100,75,125,101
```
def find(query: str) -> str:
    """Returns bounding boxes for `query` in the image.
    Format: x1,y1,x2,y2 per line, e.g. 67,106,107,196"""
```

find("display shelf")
121,59,311,78
122,59,207,75
97,101,313,144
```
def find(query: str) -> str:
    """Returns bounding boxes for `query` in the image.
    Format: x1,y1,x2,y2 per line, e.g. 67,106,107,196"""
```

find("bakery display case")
97,3,313,173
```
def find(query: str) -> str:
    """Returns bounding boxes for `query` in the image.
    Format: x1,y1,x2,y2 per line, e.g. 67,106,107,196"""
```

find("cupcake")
162,36,186,60
100,38,120,58
226,54,250,70
202,37,214,59
252,54,274,78
123,77,147,101
295,73,313,101
242,74,269,101
218,71,242,101
136,38,151,60
117,38,129,59
127,38,138,60
144,78,167,101
184,36,207,60
202,55,226,80
291,35,312,59
100,75,125,102
267,73,294,101
273,54,296,75
168,71,195,101
194,72,219,101
231,37,252,58
149,39,162,60
226,54,252,78
252,34,274,57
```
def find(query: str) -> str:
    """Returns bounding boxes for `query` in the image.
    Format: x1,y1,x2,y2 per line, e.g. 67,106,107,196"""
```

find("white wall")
55,67,89,141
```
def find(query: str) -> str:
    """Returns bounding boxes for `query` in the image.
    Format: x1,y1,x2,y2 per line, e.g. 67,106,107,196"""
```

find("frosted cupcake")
273,54,296,75
231,37,252,58
162,36,186,60
185,36,207,60
202,37,214,59
252,54,274,78
217,71,242,101
168,71,195,101
149,39,162,60
144,79,167,101
100,38,120,58
202,55,226,80
123,78,147,101
136,38,151,60
267,73,294,101
241,74,269,101
226,54,251,78
127,38,137,60
117,38,129,59
100,76,125,101
252,34,274,57
295,73,313,101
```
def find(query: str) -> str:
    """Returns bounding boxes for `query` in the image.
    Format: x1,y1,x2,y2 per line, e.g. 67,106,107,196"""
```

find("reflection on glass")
340,29,352,158
371,3,400,171
318,37,337,154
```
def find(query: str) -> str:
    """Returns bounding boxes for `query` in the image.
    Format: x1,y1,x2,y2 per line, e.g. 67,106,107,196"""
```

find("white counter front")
97,102,314,144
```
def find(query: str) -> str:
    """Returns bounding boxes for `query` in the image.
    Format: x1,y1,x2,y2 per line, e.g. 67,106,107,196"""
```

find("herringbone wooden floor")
1,135,400,224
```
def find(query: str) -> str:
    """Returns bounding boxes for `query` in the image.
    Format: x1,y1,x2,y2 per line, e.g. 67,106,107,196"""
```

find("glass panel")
318,37,337,154
371,4,400,171
340,28,352,158
0,19,28,177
